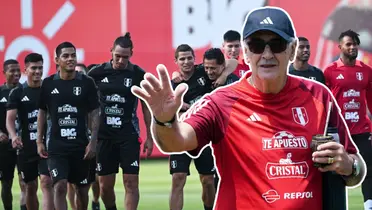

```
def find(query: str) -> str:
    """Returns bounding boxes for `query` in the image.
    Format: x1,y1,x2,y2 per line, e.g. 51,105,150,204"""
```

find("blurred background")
0,0,371,209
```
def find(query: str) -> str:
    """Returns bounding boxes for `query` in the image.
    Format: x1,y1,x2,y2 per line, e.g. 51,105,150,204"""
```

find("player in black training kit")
169,45,238,210
88,33,153,210
36,42,100,210
288,36,325,84
0,59,28,210
6,53,54,210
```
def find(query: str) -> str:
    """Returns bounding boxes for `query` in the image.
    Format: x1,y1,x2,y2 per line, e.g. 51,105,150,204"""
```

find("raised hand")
131,64,188,122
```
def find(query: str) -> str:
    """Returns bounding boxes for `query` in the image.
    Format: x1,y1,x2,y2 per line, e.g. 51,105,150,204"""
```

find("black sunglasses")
247,38,288,54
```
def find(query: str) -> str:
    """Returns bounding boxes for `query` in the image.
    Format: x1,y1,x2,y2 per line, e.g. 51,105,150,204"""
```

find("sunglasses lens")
269,39,288,53
248,40,266,54
247,39,288,54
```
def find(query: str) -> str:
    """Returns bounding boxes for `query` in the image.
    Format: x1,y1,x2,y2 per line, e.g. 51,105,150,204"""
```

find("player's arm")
36,80,48,146
141,101,152,137
6,88,20,139
152,119,198,153
213,59,238,87
36,109,46,145
86,77,100,143
326,97,365,187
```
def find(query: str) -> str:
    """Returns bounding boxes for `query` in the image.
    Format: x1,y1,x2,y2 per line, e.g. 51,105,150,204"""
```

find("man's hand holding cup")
311,134,353,176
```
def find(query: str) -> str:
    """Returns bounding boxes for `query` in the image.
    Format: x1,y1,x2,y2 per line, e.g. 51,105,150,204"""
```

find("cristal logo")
0,0,85,83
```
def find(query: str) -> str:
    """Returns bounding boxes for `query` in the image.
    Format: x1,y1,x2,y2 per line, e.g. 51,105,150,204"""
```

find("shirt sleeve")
6,88,21,110
328,94,357,154
38,80,48,111
365,66,372,116
86,77,100,112
180,94,226,157
323,66,332,88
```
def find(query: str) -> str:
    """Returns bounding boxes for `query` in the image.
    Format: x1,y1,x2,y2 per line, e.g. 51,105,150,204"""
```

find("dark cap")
242,7,296,41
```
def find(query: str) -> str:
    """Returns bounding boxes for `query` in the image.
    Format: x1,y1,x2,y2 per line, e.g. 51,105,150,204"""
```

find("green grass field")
7,159,365,210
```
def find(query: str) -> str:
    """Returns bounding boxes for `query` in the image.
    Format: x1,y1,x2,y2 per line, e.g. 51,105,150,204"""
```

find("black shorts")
47,152,90,186
169,146,215,175
0,150,17,181
82,158,97,185
97,136,140,176
17,156,50,183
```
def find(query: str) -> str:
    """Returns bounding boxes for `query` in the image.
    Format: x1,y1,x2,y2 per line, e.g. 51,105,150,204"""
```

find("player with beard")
0,59,26,210
289,37,325,84
37,42,100,210
6,53,54,210
67,62,101,210
222,30,250,78
324,29,372,209
88,33,153,210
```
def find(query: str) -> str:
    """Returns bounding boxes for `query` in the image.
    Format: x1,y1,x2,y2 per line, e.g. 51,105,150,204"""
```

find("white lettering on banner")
345,112,359,122
343,89,360,98
61,128,77,139
284,192,313,199
266,153,309,179
262,131,308,150
171,0,265,48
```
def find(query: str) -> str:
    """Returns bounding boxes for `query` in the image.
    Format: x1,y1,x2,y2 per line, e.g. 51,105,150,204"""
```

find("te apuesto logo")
0,0,86,83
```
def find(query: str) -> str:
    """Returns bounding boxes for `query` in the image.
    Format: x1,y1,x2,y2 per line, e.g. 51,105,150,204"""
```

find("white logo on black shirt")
197,77,206,86
101,77,109,83
0,97,7,103
104,104,124,116
106,94,125,103
73,87,81,96
51,88,59,94
28,110,39,119
124,78,132,87
21,96,30,102
131,161,139,167
58,115,78,126
58,104,78,113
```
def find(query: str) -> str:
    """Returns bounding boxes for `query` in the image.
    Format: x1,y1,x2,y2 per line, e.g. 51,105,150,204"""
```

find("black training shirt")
172,65,213,106
88,61,145,141
289,64,326,84
7,82,43,158
38,72,100,155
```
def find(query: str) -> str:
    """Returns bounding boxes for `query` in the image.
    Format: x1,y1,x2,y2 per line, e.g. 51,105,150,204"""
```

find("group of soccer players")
0,26,371,210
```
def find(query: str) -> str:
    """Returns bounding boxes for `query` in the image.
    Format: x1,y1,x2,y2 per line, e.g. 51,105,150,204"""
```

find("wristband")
153,115,176,128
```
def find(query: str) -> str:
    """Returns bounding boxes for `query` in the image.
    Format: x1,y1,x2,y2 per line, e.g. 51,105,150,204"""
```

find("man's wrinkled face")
244,30,295,81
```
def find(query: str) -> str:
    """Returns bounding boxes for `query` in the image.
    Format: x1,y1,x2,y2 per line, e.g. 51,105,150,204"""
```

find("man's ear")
289,40,298,62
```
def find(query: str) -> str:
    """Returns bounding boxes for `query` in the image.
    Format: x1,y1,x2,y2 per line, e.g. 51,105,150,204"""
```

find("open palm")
131,64,188,122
